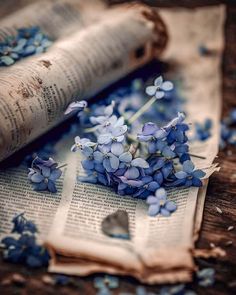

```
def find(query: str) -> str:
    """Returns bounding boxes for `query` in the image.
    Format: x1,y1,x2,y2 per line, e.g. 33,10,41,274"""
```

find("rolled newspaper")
0,3,167,162
0,0,107,41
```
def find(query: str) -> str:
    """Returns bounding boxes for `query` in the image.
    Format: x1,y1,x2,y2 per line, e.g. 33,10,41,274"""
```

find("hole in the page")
134,46,146,59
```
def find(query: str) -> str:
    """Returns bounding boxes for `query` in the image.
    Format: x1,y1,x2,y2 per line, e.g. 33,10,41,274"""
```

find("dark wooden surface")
0,1,236,294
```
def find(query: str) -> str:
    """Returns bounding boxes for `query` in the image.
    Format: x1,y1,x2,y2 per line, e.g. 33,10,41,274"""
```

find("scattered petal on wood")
42,275,54,285
210,242,216,248
11,273,26,286
216,206,223,214
227,226,234,231
225,240,233,247
101,210,130,240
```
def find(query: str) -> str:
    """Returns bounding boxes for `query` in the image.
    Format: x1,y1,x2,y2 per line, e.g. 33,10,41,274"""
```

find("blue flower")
173,160,205,187
94,275,119,295
78,169,108,186
133,175,160,197
197,268,215,287
145,76,173,99
90,101,116,123
23,32,52,56
146,188,177,217
94,146,120,172
0,26,53,66
97,125,127,158
194,119,212,141
71,136,96,154
17,26,40,39
64,100,87,116
0,38,26,66
12,213,37,234
1,213,50,268
118,152,149,180
28,157,62,193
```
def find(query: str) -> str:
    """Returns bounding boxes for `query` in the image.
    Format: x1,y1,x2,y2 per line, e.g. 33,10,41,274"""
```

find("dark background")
0,1,236,294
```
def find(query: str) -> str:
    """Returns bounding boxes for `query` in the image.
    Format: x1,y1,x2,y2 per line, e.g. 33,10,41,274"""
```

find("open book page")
0,0,107,41
0,137,71,241
46,147,197,283
0,3,167,162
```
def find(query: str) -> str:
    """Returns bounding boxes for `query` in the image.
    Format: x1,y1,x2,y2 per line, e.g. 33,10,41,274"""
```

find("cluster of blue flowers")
220,109,236,149
28,156,62,193
0,26,52,66
65,76,206,217
194,119,212,141
1,213,50,268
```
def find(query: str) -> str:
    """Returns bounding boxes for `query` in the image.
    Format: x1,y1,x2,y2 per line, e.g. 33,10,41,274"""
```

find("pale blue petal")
160,208,171,217
111,142,124,156
1,56,14,65
124,167,139,179
155,91,165,99
116,135,124,142
112,125,127,137
148,141,157,153
175,171,187,179
131,158,149,168
36,46,44,54
155,188,167,200
146,196,158,205
71,144,78,152
193,169,206,178
97,174,107,186
114,116,124,127
34,181,47,191
109,154,119,170
78,174,97,184
31,173,44,183
82,159,94,170
142,176,153,184
103,158,113,172
119,152,132,163
82,146,93,157
48,180,57,193
98,134,111,145
165,201,177,212
148,204,160,216
145,86,157,96
49,169,62,181
24,45,35,55
154,129,167,139
183,160,194,173
75,136,81,144
154,76,163,87
93,151,103,163
41,166,50,178
142,122,157,135
148,181,160,191
162,81,173,91
138,134,152,142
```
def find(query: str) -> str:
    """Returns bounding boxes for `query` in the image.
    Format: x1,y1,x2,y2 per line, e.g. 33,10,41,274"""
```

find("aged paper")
47,5,225,283
0,0,107,41
0,4,225,285
0,4,167,162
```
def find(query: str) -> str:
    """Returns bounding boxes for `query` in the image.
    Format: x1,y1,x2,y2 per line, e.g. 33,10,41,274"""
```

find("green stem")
128,96,157,124
84,125,99,133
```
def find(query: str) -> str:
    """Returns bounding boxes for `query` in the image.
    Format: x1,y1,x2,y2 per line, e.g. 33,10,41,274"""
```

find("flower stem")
128,96,157,124
58,163,67,169
84,125,99,133
189,153,206,160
